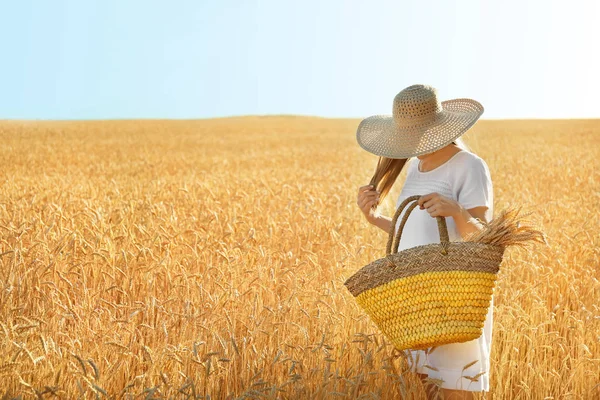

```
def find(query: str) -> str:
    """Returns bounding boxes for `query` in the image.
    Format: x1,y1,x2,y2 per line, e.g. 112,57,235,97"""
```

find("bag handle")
385,195,450,256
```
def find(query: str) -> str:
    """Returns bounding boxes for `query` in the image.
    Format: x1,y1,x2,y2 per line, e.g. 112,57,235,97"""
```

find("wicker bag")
344,195,505,351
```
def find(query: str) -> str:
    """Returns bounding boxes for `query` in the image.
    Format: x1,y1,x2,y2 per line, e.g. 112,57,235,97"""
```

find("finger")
366,199,378,210
358,198,368,209
359,191,379,201
422,198,437,209
364,196,380,210
358,185,376,195
427,205,437,215
421,193,440,209
361,190,379,198
418,192,436,207
361,199,378,214
359,194,378,209
358,192,379,204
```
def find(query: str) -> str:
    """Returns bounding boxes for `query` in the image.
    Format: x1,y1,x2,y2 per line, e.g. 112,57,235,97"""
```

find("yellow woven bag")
344,195,505,351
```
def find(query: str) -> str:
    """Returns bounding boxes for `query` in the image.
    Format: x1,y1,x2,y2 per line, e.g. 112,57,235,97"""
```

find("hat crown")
393,85,442,126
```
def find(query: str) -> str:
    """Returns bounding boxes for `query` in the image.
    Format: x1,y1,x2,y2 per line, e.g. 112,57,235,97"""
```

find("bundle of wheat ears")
466,206,547,248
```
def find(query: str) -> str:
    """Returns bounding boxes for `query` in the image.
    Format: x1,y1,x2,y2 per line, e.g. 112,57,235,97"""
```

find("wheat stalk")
467,206,548,248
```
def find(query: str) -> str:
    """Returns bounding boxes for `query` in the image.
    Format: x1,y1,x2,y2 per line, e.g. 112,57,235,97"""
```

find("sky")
0,0,599,120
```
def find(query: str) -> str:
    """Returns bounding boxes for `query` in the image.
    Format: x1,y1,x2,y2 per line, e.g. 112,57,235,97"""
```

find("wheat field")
0,117,598,399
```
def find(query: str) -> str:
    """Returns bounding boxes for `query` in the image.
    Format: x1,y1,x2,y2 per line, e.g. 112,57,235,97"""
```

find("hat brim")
356,98,484,159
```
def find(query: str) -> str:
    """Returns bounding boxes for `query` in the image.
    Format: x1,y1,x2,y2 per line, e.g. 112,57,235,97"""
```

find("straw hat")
356,84,484,159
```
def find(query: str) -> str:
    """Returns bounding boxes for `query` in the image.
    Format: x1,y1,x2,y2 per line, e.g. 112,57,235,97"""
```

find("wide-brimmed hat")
356,84,484,159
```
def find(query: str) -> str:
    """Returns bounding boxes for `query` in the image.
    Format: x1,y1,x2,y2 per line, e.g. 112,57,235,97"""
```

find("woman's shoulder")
451,150,494,210
452,150,490,171
445,151,492,191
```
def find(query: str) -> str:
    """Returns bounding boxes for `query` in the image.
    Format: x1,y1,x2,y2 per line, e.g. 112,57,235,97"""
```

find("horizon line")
1,114,599,123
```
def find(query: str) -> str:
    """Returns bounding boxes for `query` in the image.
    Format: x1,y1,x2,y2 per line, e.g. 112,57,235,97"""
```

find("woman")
355,85,494,399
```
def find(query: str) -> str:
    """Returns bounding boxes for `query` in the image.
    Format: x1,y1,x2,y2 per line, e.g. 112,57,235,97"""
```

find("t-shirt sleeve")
456,156,493,210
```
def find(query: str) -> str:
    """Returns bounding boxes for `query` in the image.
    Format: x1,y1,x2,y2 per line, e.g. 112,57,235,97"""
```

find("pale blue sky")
1,0,599,120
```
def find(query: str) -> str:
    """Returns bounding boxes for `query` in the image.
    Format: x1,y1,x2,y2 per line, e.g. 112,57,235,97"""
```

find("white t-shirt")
395,150,494,251
394,150,495,391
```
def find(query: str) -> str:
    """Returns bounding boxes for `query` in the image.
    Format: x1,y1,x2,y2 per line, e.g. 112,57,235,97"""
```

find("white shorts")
404,295,494,392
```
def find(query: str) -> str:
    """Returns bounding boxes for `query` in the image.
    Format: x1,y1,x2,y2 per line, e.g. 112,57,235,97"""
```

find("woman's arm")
450,205,488,239
369,200,487,238
369,214,393,234
357,184,394,234
369,202,487,238
418,193,489,240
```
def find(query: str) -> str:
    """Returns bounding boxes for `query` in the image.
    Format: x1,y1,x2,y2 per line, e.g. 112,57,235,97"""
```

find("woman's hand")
417,192,461,218
357,184,379,223
418,192,490,239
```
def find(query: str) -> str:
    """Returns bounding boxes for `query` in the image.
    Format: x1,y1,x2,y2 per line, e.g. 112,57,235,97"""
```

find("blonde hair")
369,137,470,209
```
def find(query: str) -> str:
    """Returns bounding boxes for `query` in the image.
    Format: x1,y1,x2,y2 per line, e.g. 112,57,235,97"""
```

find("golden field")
0,117,598,399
